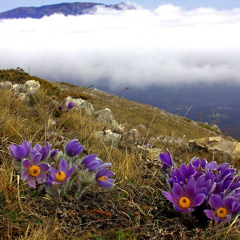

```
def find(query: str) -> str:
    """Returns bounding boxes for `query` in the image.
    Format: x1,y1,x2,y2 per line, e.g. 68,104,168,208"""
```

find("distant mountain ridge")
0,2,133,19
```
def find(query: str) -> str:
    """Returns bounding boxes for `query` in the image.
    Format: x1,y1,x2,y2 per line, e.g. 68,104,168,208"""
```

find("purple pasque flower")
211,163,237,194
50,149,58,158
67,101,75,109
162,178,206,213
32,142,51,161
168,163,196,187
195,173,216,197
204,195,237,222
205,161,218,170
9,140,31,161
50,159,76,184
159,149,173,170
21,153,49,188
191,157,207,170
81,154,103,171
65,139,83,157
45,176,53,187
58,105,63,110
146,143,152,149
96,164,115,188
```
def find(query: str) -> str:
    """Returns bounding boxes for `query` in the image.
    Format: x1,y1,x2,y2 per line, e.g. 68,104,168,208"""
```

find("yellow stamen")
216,207,227,219
29,165,41,177
55,171,66,182
98,176,106,181
179,197,191,209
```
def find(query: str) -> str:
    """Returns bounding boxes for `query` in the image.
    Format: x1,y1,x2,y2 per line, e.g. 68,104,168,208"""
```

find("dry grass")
0,69,240,239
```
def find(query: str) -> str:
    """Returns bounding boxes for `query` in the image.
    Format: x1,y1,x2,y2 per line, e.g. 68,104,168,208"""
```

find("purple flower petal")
21,169,30,181
196,175,205,188
45,176,53,186
204,209,214,219
22,159,32,169
190,193,205,207
50,149,58,158
22,140,31,157
88,162,101,171
81,154,97,166
162,191,178,205
59,159,68,173
223,197,235,213
50,167,58,180
65,139,83,157
232,202,240,215
206,161,217,169
36,173,47,184
175,169,186,183
38,163,49,172
14,145,25,160
65,165,76,179
68,101,75,109
180,164,188,176
160,149,172,169
96,168,109,178
31,153,42,165
209,195,223,210
97,178,114,188
185,179,196,201
214,182,223,194
9,144,16,158
105,170,115,178
172,182,184,200
27,176,36,188
173,205,194,213
98,163,112,171
33,144,42,153
40,142,51,160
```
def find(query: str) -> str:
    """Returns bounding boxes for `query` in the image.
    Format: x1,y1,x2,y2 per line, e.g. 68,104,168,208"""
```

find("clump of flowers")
8,139,115,201
160,149,240,223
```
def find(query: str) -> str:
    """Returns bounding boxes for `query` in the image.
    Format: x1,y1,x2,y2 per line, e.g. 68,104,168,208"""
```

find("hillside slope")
0,68,220,141
1,68,240,239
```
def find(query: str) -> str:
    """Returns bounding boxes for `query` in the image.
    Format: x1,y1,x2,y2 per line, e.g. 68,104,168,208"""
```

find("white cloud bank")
1,3,240,88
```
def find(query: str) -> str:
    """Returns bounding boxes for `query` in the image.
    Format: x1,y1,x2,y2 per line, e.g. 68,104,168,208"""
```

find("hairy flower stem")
46,184,60,202
75,183,94,199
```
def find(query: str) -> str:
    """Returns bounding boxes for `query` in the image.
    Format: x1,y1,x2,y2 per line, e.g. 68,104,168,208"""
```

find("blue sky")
1,0,240,12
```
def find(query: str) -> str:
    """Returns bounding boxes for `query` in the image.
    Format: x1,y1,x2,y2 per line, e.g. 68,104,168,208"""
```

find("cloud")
1,3,240,89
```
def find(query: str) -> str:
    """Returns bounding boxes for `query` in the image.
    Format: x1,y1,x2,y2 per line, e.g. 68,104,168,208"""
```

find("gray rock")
111,120,126,134
24,80,40,95
12,84,21,95
137,145,161,159
122,129,139,144
157,135,188,149
95,129,122,147
0,81,12,89
189,136,240,162
95,108,115,123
